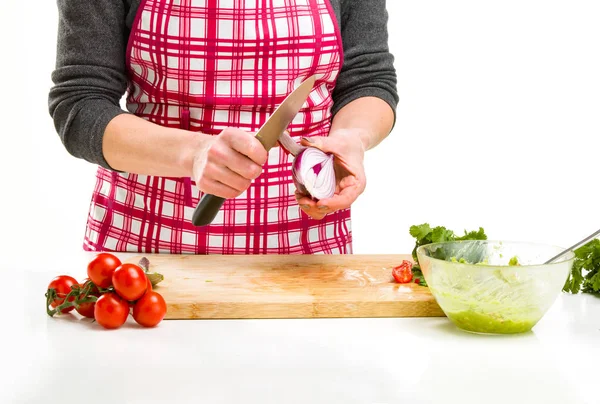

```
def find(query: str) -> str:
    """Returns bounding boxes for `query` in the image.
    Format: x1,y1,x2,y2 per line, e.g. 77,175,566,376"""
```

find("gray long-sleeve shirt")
48,0,398,170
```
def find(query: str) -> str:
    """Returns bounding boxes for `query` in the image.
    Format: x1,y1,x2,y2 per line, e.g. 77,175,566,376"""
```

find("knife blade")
191,75,317,227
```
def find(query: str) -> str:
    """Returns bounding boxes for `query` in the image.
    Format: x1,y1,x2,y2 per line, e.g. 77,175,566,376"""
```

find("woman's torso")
83,0,352,255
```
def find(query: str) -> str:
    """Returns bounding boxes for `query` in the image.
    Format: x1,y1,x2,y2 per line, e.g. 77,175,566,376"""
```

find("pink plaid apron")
83,0,352,254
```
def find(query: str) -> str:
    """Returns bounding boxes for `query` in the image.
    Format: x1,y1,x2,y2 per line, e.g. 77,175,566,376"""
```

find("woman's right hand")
192,127,268,198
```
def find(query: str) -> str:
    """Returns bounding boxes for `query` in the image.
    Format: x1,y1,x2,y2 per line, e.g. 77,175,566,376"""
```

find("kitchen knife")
191,75,317,227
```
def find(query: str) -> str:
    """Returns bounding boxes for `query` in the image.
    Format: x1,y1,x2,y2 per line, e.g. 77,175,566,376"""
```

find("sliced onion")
278,130,304,156
292,147,336,201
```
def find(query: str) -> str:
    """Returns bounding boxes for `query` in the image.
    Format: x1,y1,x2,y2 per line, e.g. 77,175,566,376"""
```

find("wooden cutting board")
128,254,444,319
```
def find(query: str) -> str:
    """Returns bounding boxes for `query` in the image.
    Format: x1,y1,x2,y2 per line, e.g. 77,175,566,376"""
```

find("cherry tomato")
392,260,413,284
94,293,129,329
87,253,122,288
133,291,167,327
47,275,78,313
75,279,100,318
124,272,151,310
113,264,148,301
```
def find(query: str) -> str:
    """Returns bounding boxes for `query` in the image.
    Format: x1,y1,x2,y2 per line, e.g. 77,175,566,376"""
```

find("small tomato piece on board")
94,293,129,329
87,253,122,288
47,276,78,313
113,264,148,301
133,291,167,327
75,279,100,318
392,260,413,284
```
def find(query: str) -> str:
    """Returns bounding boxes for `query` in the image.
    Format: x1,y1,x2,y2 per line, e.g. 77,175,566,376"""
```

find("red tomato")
133,291,167,327
392,260,413,284
75,279,100,318
87,253,122,288
47,275,78,313
113,264,148,301
145,275,153,292
94,293,129,329
76,301,96,318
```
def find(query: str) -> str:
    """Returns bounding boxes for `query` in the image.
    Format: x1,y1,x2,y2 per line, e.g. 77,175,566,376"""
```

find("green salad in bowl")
416,240,574,334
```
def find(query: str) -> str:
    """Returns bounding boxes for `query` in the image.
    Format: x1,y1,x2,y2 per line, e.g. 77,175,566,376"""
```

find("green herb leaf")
456,227,488,241
585,271,600,292
563,259,584,293
574,239,600,259
410,224,487,260
408,223,487,284
409,224,432,241
410,223,435,263
563,239,600,295
431,227,455,243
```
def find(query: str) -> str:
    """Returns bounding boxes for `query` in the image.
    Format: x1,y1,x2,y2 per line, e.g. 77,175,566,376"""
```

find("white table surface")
3,251,599,404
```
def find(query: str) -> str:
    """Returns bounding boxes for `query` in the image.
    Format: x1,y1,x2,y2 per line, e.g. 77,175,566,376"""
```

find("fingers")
296,173,365,218
197,177,243,199
317,175,365,212
193,127,268,198
215,146,263,180
205,164,252,193
197,150,255,197
206,130,265,181
221,127,268,166
300,135,335,153
295,191,327,220
317,186,359,213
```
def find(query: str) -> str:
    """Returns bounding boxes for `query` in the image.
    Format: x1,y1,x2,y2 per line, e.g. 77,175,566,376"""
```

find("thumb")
300,136,338,154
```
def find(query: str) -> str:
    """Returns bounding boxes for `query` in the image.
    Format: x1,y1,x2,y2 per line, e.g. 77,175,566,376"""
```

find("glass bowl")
416,240,574,334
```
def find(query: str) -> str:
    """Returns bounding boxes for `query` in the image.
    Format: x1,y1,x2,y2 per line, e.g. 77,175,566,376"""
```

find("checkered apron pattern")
83,0,352,254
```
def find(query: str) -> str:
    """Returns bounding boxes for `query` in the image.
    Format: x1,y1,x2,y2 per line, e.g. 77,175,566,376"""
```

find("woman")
49,0,398,255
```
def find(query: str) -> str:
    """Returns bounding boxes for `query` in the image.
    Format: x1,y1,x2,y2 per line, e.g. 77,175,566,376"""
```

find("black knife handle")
191,194,225,226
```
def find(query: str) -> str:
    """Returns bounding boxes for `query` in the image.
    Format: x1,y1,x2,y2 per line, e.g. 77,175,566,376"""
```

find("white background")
1,0,599,266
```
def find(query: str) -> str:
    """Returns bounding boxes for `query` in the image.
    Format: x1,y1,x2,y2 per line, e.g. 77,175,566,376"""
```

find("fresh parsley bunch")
408,223,487,286
562,239,600,295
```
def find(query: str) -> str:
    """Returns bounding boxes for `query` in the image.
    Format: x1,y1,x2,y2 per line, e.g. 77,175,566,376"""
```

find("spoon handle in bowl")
544,228,600,264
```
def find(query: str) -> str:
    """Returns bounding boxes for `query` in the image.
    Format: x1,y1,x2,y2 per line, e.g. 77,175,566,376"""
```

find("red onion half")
291,147,336,201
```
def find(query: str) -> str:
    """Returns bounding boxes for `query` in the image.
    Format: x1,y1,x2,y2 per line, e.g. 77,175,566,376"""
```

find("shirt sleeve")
48,0,131,169
332,0,399,125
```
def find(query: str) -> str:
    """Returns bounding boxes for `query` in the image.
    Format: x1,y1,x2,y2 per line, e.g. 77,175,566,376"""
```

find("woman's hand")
295,129,367,220
192,128,268,198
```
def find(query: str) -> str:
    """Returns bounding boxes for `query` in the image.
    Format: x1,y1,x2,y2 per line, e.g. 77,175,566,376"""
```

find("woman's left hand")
295,129,367,220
